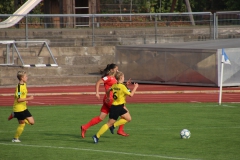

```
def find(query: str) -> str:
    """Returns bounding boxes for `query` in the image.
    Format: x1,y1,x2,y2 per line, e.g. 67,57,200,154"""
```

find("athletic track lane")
0,84,240,106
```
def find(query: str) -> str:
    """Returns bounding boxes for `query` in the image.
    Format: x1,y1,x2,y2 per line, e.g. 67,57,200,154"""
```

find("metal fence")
0,11,239,47
214,11,240,39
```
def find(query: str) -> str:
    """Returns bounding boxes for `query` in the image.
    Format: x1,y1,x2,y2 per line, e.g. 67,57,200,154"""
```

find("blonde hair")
17,71,26,80
115,71,124,81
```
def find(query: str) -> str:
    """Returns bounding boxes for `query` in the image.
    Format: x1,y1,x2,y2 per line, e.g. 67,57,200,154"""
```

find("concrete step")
0,46,115,57
0,64,106,77
0,54,114,66
0,74,101,86
0,28,198,47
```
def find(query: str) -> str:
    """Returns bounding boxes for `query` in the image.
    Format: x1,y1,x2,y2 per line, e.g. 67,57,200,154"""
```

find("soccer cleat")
81,126,86,138
8,112,14,121
92,135,99,144
12,138,21,142
117,131,130,137
109,126,115,134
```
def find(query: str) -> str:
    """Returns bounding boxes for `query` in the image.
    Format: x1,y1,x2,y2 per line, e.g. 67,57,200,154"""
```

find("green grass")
0,103,240,160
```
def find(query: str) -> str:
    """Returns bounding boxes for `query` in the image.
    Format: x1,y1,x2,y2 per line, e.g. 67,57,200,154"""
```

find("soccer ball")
180,129,191,139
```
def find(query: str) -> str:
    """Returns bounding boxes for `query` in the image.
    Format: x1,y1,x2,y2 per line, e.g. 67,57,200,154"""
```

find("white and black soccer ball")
180,129,191,139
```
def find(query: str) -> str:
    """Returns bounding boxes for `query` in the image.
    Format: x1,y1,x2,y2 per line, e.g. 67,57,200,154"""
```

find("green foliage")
0,0,43,14
226,0,240,11
1,103,240,160
0,0,14,14
0,0,238,15
100,0,239,13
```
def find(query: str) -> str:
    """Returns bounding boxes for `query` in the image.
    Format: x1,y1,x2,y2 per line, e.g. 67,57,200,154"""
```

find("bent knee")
126,117,132,122
29,120,35,125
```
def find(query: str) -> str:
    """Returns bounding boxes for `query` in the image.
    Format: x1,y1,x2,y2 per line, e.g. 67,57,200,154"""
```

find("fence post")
216,13,218,39
213,13,216,40
155,14,157,44
92,14,95,46
25,14,28,47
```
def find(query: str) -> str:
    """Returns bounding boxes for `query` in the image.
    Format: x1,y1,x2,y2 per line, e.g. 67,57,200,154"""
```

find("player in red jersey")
80,63,130,138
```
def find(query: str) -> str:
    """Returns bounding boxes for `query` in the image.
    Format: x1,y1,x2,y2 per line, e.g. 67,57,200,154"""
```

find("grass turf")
0,103,240,160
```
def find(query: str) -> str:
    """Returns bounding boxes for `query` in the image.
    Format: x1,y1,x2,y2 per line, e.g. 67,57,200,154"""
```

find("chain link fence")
0,12,239,47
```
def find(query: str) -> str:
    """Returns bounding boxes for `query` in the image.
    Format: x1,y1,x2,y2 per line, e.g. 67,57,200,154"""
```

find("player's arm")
123,78,132,87
105,87,113,103
129,83,138,97
17,96,34,102
95,78,104,99
106,88,112,99
15,87,34,103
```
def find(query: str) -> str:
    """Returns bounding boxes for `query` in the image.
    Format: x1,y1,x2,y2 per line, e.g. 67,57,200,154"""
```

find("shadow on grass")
41,133,112,144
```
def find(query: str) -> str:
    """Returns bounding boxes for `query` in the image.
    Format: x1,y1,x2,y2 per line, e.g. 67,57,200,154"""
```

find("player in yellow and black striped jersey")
81,63,131,138
10,71,34,142
92,71,139,143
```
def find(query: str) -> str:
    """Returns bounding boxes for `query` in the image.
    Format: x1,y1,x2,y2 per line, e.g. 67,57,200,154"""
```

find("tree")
226,0,240,11
0,0,14,14
0,0,43,14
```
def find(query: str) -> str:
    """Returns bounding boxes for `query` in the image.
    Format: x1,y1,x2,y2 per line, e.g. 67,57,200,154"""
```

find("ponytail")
100,63,117,77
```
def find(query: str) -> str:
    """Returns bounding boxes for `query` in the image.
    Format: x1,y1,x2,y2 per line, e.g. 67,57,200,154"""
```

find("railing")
0,12,239,47
215,11,240,39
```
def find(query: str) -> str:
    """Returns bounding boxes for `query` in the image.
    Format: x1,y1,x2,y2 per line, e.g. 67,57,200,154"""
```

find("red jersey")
102,76,117,107
102,75,117,92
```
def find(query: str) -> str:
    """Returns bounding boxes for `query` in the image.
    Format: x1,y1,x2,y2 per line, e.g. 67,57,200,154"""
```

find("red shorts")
100,96,113,114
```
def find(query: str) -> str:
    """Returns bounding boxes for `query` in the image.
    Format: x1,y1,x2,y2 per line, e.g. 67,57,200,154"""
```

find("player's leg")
25,116,34,125
24,109,34,125
93,118,116,143
13,120,25,142
12,112,26,142
81,112,107,134
111,107,130,134
115,112,131,126
97,119,116,138
8,112,14,121
117,106,130,136
92,106,119,143
81,104,109,138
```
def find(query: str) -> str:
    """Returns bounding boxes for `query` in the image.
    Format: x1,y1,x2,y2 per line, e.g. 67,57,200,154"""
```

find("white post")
185,0,195,25
218,62,224,105
159,0,161,20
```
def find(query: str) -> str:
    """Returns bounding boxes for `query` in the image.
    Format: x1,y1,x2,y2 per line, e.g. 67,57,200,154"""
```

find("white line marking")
190,101,201,103
1,89,240,96
221,104,235,107
30,101,46,104
0,143,201,160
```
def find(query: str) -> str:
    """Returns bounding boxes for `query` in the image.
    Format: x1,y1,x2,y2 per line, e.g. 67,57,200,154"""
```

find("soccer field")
0,103,239,160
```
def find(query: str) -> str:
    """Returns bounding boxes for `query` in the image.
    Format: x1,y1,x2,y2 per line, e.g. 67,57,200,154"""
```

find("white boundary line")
1,89,240,96
0,142,201,160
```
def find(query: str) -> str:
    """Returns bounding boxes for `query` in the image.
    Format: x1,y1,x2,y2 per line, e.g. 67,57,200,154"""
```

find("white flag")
222,49,231,65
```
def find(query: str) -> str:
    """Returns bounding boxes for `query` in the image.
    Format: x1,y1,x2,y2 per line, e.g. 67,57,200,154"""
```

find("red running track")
0,84,240,106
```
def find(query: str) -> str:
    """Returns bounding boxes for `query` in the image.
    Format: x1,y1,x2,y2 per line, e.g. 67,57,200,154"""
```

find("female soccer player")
81,63,130,138
92,71,138,143
11,71,34,142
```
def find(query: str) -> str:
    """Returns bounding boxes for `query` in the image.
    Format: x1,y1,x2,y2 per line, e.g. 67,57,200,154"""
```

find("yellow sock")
114,119,128,127
14,124,25,139
96,124,109,138
24,119,30,125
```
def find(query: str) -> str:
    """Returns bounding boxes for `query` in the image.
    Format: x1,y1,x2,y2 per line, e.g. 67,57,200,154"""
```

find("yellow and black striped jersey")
13,83,28,112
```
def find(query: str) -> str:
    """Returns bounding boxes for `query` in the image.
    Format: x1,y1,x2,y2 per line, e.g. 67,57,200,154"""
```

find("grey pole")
92,14,95,46
213,13,216,40
185,0,195,25
155,14,157,44
25,14,28,47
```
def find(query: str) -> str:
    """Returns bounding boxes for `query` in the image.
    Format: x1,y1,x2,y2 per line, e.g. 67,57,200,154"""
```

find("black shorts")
109,104,127,120
14,109,32,120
